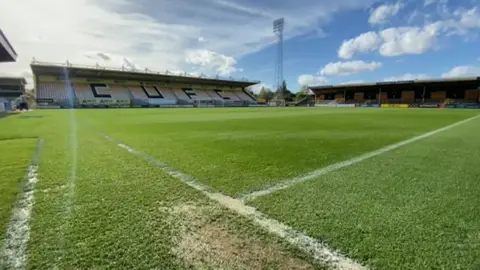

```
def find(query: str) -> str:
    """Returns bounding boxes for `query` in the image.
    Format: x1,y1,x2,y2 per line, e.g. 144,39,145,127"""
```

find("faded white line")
1,139,43,269
100,133,366,270
241,115,480,201
39,185,68,194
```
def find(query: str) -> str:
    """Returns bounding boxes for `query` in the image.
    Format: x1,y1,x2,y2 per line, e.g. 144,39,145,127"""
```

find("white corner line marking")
1,138,43,269
241,115,480,201
100,133,367,270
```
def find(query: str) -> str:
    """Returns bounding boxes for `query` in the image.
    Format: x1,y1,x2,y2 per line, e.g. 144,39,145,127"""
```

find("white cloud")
0,0,377,86
339,22,442,58
424,0,436,6
338,31,382,59
442,66,480,77
369,3,403,25
339,80,365,85
379,26,439,57
185,49,242,75
339,6,480,59
247,83,273,94
197,36,206,43
457,8,480,28
320,60,382,76
384,73,430,81
297,74,328,86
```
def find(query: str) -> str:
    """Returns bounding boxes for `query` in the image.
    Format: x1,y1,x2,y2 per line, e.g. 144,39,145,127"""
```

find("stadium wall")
315,103,480,109
315,104,355,108
0,98,5,112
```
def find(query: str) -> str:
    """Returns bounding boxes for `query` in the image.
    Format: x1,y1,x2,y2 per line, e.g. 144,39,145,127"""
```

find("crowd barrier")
445,104,480,109
359,104,380,108
381,104,409,108
358,103,480,109
315,104,355,108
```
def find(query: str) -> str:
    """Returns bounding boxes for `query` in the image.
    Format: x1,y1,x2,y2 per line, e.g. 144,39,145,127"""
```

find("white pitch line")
39,184,68,194
100,133,366,270
241,115,480,201
1,138,44,270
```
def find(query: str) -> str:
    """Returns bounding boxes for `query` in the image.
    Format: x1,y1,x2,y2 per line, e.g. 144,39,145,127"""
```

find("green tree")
296,91,307,101
294,85,312,102
275,80,291,100
258,87,274,102
299,85,309,95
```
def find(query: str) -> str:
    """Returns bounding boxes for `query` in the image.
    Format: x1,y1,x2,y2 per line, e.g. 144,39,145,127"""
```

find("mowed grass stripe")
1,139,43,269
23,119,316,269
100,131,367,270
78,108,478,196
241,114,480,200
0,139,38,243
250,115,480,269
27,124,185,269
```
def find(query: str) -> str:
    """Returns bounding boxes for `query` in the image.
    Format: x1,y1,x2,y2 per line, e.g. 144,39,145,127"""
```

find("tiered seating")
36,81,259,107
205,90,224,101
128,86,177,105
157,88,177,100
220,91,240,101
145,86,176,105
73,84,95,102
193,89,212,100
172,88,193,102
37,83,70,101
235,91,256,102
109,85,131,101
328,100,338,105
128,86,148,101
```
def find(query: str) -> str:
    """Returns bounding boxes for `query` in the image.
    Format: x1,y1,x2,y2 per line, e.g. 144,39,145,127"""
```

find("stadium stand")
127,86,148,100
236,90,257,103
0,29,26,111
72,84,95,102
310,77,480,107
0,29,17,62
156,88,178,100
30,61,259,108
192,89,212,101
205,90,224,101
37,82,70,102
172,88,193,102
108,85,131,101
218,90,240,101
0,77,27,110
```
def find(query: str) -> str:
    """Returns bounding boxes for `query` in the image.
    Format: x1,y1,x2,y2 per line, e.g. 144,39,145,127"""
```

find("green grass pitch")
0,107,479,269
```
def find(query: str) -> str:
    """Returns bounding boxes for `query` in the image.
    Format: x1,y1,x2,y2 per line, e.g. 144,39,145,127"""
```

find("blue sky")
1,0,480,92
238,0,480,92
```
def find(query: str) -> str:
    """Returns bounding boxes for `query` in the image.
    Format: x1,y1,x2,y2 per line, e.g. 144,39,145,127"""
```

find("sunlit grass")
0,138,37,248
0,108,478,269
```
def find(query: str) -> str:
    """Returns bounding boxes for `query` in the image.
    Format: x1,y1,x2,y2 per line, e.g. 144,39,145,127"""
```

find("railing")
30,59,260,84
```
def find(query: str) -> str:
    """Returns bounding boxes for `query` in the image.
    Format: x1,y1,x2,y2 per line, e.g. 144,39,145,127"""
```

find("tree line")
247,81,310,103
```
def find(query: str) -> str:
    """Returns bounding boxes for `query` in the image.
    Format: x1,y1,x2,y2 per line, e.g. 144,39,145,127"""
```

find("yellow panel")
38,76,57,82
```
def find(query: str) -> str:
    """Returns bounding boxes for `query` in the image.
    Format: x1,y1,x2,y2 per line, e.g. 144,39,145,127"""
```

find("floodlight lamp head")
273,18,284,33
